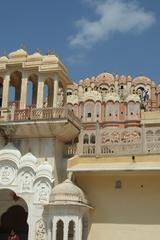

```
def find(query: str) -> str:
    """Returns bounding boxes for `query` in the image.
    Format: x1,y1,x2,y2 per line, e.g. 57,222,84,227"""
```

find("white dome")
50,179,88,205
81,90,102,102
0,142,21,165
8,49,28,59
27,52,43,61
126,94,141,103
96,72,114,82
43,54,59,64
36,161,53,179
0,56,8,63
20,152,37,169
104,93,120,102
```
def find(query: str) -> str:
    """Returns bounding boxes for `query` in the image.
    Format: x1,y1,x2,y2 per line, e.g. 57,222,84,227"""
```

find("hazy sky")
0,0,159,83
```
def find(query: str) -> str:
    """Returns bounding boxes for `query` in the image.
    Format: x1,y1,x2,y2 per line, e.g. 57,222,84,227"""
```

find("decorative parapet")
0,106,81,129
64,126,160,157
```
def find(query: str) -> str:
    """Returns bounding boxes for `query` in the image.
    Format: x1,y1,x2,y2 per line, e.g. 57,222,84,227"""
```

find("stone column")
52,219,57,240
20,71,28,109
53,74,59,108
48,224,52,240
77,218,83,240
63,220,69,240
2,73,10,108
37,74,44,108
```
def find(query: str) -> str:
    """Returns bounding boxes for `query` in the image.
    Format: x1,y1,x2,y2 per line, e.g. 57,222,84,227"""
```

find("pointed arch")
43,77,53,107
56,219,64,240
0,76,4,107
83,134,89,144
27,74,38,107
68,220,75,240
90,133,96,144
9,71,22,108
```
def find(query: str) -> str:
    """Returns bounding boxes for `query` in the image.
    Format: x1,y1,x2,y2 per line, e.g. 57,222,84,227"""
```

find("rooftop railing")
0,105,81,128
64,127,160,157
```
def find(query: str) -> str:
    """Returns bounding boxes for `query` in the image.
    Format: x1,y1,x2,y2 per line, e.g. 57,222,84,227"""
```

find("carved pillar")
78,130,84,156
48,223,52,240
27,214,36,240
95,121,100,156
77,218,83,240
53,74,59,108
2,73,10,108
37,74,44,108
63,221,69,240
151,83,157,110
20,71,28,109
52,220,57,240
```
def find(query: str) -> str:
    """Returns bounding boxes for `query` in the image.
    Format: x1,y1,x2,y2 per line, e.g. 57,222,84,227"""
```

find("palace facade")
0,49,160,240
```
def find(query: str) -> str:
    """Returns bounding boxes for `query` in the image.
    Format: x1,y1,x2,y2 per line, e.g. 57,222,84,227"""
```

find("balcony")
64,127,160,157
0,105,81,141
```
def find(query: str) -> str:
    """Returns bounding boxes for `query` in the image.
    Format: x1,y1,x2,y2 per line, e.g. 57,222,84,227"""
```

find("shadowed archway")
0,189,28,240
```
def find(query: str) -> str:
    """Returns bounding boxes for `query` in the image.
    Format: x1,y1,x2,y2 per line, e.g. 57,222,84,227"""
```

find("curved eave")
47,201,93,209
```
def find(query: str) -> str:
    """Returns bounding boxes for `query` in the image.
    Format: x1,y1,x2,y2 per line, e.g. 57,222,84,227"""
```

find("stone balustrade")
64,127,160,157
0,105,81,127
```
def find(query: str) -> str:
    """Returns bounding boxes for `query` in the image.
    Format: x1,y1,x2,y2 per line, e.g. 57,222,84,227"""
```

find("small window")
121,86,124,89
131,112,133,115
87,112,91,118
97,114,99,118
121,112,123,115
109,113,112,116
85,88,88,92
83,134,89,144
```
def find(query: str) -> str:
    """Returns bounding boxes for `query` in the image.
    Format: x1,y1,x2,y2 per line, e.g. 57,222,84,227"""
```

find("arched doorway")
0,189,28,240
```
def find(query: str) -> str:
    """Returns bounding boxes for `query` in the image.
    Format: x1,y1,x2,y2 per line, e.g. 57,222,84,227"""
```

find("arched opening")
90,134,96,144
9,71,22,108
0,77,3,107
58,81,65,107
146,130,154,142
68,220,75,240
43,78,53,107
82,216,88,240
27,74,38,107
0,189,28,240
155,130,160,141
56,219,64,240
83,134,89,144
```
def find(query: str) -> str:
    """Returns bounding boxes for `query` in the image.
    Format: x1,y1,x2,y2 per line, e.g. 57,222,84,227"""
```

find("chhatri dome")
50,179,89,206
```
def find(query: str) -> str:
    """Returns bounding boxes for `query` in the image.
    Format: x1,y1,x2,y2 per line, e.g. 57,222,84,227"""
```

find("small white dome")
20,152,37,169
50,179,88,205
126,94,141,103
104,93,120,102
8,49,28,59
96,72,114,82
36,161,53,179
0,142,21,165
0,56,8,63
43,54,59,64
27,52,43,61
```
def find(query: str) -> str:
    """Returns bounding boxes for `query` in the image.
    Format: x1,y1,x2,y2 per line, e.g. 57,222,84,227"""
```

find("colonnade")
0,71,63,110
